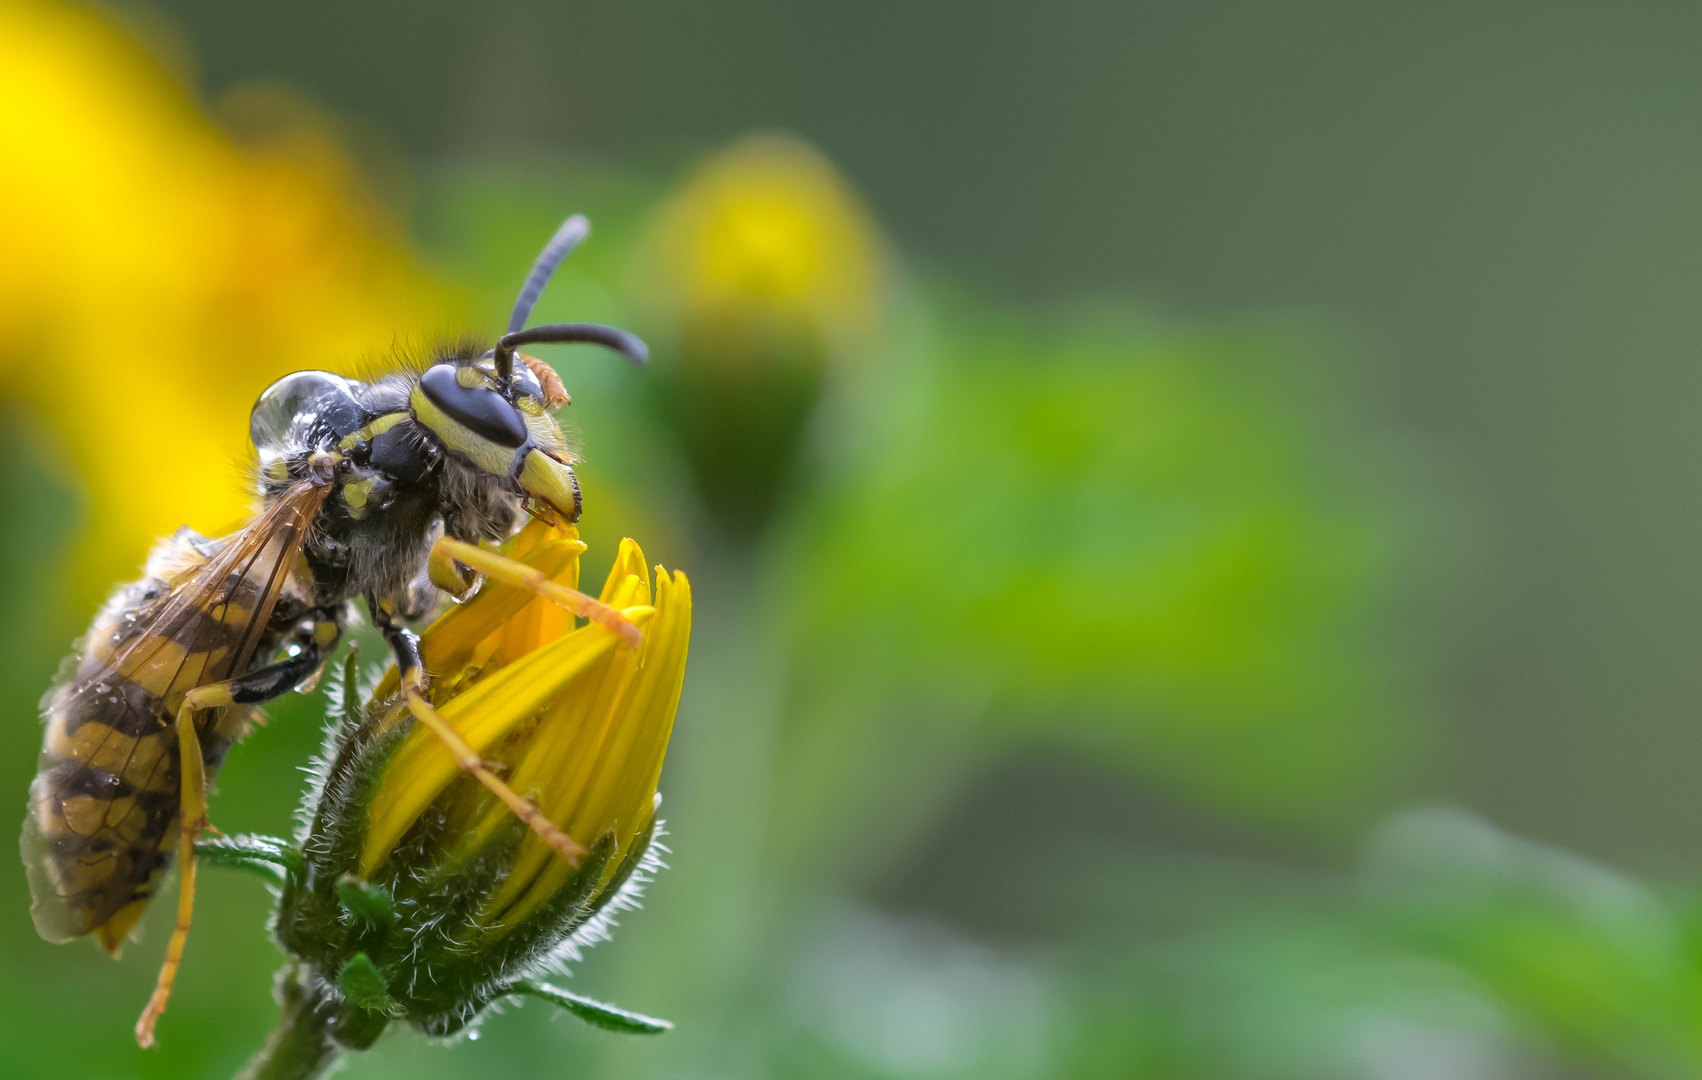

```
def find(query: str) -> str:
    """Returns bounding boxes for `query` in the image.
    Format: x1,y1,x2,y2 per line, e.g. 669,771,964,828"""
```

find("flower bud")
273,520,690,1043
635,134,886,535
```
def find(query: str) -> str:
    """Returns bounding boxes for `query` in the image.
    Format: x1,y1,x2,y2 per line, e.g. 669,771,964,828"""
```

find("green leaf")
785,300,1414,832
510,979,673,1034
195,833,298,885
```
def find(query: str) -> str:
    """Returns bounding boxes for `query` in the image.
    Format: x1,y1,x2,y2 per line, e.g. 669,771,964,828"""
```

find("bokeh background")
4,1,1702,1077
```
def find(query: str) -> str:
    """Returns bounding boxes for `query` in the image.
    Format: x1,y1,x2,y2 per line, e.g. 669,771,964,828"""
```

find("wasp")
20,215,647,1046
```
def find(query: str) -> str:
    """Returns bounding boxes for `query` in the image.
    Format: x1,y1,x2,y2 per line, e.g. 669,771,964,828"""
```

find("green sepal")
195,833,299,886
337,952,398,1015
336,876,395,933
329,1002,391,1051
510,979,672,1034
329,645,365,727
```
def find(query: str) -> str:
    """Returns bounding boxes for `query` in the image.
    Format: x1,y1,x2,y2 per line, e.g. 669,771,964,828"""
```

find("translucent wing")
66,479,330,718
24,480,330,947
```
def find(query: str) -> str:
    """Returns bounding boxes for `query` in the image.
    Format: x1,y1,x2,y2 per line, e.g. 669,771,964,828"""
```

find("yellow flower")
0,0,448,610
369,520,690,925
275,520,690,1038
640,133,886,358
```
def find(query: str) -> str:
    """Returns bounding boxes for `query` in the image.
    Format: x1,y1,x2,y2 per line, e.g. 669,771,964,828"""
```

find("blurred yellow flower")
0,0,449,609
640,133,886,362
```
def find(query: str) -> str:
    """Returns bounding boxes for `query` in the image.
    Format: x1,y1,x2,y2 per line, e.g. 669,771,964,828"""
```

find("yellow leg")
135,684,225,1048
428,540,477,598
434,537,641,649
403,684,586,866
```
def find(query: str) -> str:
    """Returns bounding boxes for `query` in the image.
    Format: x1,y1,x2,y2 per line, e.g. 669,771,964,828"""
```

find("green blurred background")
5,1,1702,1077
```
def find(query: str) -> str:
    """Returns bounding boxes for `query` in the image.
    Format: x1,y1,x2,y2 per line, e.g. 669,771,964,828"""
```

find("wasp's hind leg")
374,617,587,867
134,612,342,1048
432,536,641,649
134,688,214,1049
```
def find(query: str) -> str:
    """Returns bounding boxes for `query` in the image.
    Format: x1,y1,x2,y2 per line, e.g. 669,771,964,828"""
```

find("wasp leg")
225,635,337,707
432,537,641,649
135,687,215,1048
428,539,478,598
134,616,341,1048
375,620,586,867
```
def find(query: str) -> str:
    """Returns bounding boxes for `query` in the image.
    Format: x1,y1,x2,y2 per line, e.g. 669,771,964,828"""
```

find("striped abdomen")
21,514,304,953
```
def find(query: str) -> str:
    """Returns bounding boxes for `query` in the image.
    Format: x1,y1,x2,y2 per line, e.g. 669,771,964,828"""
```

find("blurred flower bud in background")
632,135,886,538
268,522,689,1054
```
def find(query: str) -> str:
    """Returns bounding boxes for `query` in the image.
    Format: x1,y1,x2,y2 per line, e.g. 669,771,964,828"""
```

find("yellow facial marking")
522,409,570,458
409,384,514,475
519,450,580,522
337,411,408,451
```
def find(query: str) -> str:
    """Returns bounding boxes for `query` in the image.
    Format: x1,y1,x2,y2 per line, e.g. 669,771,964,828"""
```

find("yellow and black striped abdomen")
22,481,326,953
20,512,307,953
23,554,247,952
28,681,184,950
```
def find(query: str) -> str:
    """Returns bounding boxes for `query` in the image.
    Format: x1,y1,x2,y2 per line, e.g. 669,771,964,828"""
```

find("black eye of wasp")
419,363,528,448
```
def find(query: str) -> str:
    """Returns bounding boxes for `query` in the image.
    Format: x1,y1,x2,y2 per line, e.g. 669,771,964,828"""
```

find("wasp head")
409,352,584,528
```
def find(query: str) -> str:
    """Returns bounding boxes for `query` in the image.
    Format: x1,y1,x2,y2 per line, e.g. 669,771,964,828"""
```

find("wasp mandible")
20,215,645,1046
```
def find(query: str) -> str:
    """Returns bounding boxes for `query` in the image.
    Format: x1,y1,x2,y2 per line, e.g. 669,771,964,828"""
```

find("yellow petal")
607,570,693,844
485,569,691,934
591,569,692,849
359,609,651,876
467,566,655,923
599,538,652,605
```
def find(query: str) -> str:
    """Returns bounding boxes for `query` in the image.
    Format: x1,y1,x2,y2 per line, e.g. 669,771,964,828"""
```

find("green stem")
235,964,343,1080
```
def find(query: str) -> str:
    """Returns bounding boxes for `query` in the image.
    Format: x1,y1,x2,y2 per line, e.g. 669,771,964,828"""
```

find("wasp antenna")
507,214,590,336
496,323,649,375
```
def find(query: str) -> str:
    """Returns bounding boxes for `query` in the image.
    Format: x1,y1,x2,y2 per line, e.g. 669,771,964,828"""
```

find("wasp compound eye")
418,363,528,448
251,371,363,449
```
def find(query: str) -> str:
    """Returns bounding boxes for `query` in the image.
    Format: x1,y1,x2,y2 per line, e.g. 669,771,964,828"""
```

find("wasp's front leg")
432,537,640,649
428,538,478,599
